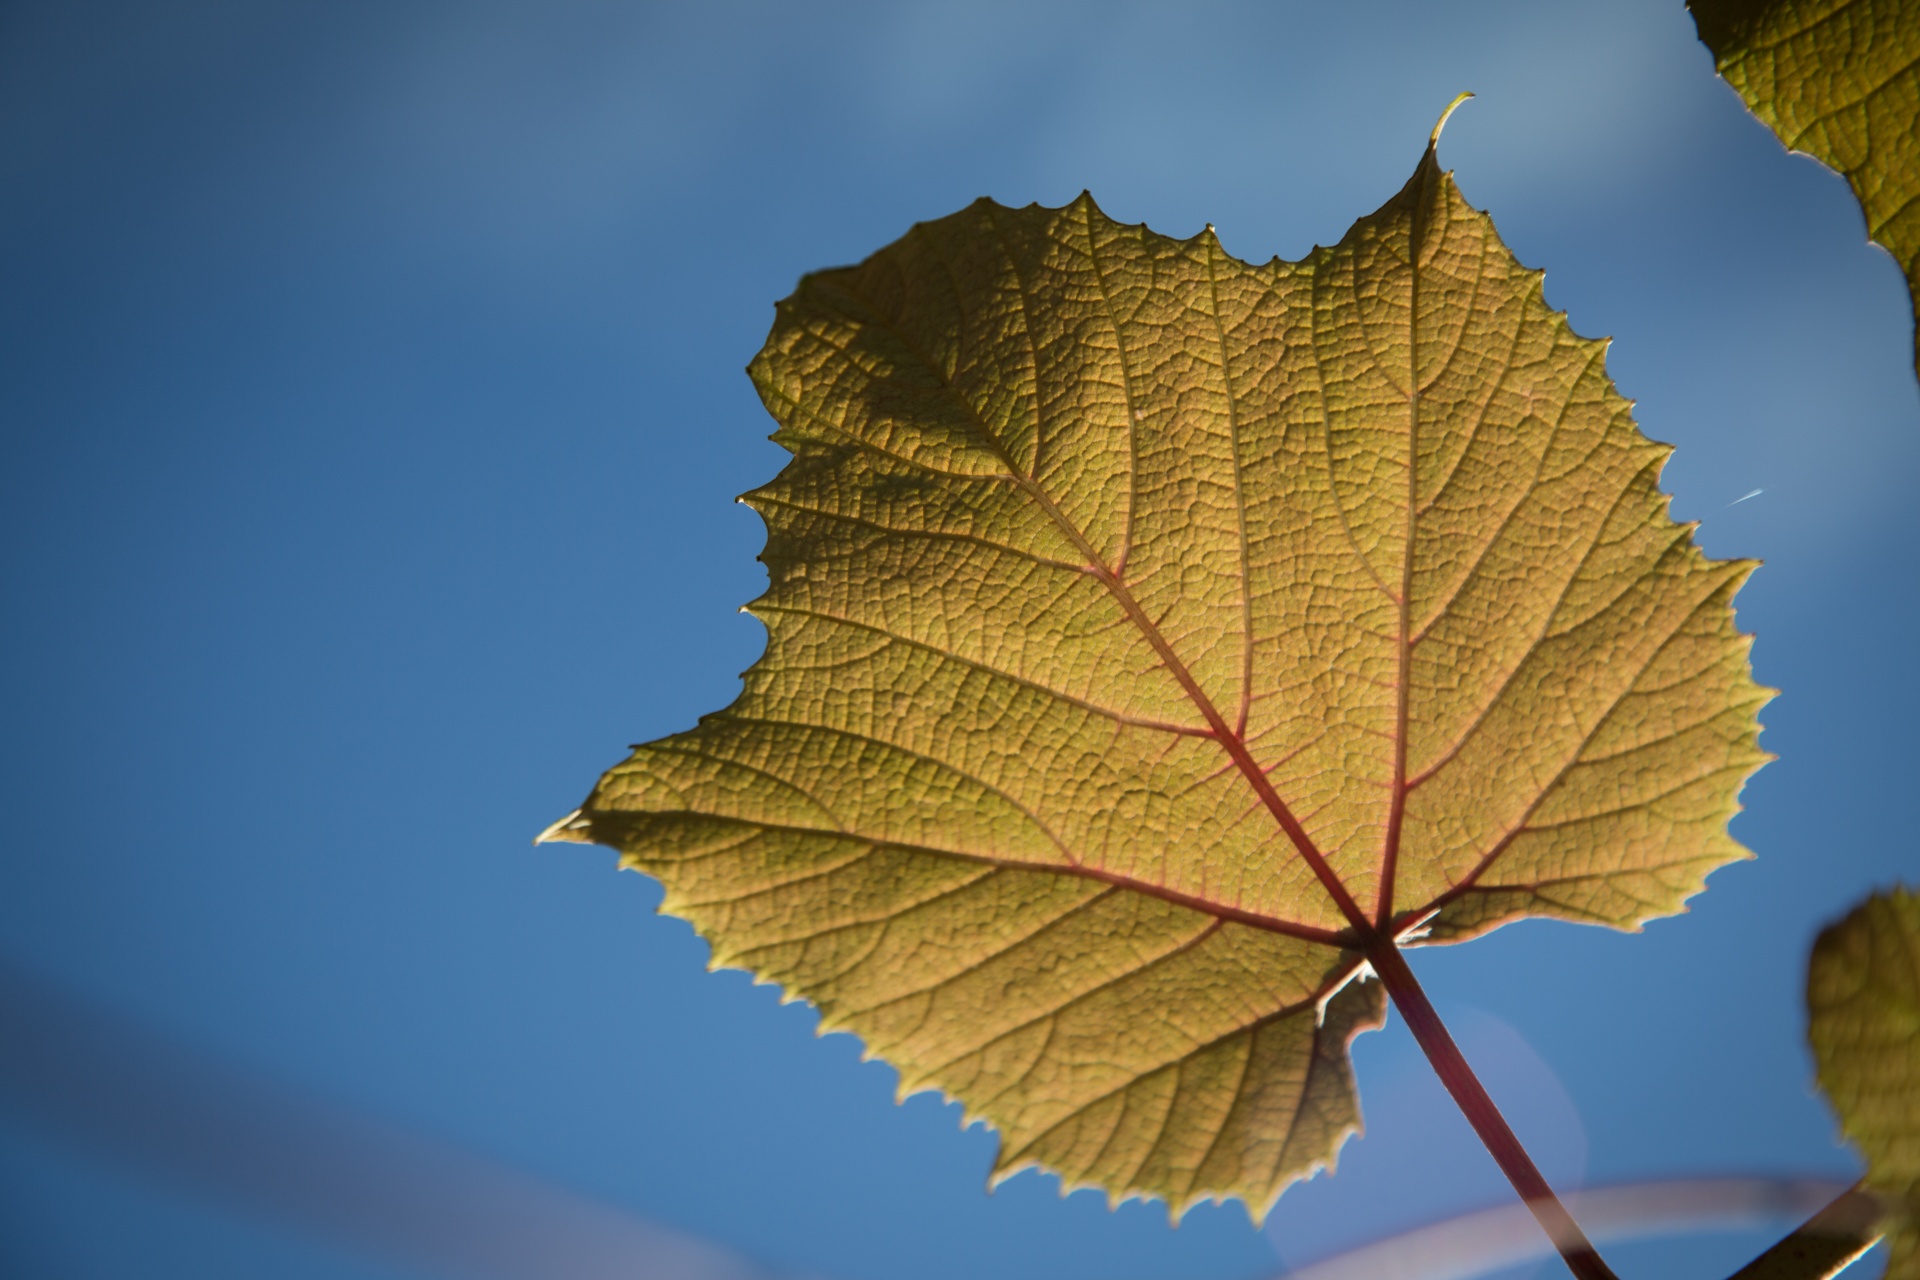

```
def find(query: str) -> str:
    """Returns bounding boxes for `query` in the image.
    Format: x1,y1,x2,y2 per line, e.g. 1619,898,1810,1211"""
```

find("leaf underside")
1808,888,1920,1279
1690,0,1920,379
551,142,1769,1222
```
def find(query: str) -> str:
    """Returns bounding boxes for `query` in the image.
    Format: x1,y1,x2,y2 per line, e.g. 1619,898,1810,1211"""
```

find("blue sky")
1,2,1915,1279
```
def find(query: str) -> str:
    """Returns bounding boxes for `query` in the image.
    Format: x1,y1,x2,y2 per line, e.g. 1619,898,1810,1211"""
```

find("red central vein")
1201,238,1258,740
1375,159,1432,933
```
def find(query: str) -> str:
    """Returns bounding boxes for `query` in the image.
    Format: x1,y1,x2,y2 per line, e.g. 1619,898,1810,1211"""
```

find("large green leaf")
1807,888,1920,1279
1690,0,1920,379
547,123,1769,1220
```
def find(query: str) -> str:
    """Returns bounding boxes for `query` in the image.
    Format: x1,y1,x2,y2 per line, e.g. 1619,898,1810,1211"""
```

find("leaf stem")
1727,1182,1885,1280
1366,937,1621,1280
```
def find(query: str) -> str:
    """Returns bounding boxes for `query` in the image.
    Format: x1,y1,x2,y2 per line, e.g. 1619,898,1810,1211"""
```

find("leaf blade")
558,139,1767,1218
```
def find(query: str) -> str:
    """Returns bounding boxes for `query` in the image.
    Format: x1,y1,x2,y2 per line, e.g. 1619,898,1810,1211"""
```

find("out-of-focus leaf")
1806,888,1920,1279
547,117,1768,1221
1690,0,1920,379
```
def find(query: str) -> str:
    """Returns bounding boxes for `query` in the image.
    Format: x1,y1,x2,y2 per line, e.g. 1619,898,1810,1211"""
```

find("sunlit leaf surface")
550,130,1769,1221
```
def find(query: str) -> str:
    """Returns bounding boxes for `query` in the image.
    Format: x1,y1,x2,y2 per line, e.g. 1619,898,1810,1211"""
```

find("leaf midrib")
1375,156,1429,933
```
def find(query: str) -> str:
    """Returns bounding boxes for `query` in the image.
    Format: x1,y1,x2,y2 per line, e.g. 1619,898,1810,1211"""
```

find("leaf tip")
1430,91,1475,149
534,809,593,846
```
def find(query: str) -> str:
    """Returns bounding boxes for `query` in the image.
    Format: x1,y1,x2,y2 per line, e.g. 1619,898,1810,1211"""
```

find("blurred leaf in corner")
1689,0,1920,380
1805,888,1920,1279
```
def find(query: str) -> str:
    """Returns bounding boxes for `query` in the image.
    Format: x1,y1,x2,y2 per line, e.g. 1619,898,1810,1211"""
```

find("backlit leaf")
1690,0,1920,379
547,123,1769,1221
1807,888,1920,1279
